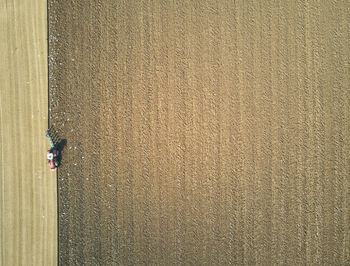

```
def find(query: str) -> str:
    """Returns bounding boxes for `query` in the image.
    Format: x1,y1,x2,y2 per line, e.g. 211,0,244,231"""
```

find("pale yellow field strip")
0,1,57,265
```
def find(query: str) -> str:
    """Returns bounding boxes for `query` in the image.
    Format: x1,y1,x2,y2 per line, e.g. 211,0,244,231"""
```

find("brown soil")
49,1,350,265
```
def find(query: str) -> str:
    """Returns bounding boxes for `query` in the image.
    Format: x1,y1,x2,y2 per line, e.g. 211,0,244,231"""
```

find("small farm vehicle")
46,129,60,171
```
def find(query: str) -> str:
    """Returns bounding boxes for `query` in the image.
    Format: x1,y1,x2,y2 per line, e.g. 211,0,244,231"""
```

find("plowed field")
49,1,350,265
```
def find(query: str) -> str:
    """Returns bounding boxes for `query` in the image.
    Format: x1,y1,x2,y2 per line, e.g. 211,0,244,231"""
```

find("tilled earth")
49,1,350,265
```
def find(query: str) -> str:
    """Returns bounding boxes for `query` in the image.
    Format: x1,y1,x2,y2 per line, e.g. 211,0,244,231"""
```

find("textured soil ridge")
49,1,350,265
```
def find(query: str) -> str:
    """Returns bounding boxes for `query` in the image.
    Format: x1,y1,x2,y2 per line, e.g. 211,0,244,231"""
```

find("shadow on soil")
56,139,67,154
48,126,66,150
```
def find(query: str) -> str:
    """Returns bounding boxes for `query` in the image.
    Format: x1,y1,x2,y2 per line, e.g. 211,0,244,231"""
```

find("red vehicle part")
47,149,58,171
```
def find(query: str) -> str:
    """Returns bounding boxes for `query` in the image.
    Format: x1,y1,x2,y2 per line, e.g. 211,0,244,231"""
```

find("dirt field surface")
0,0,57,265
49,1,350,265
